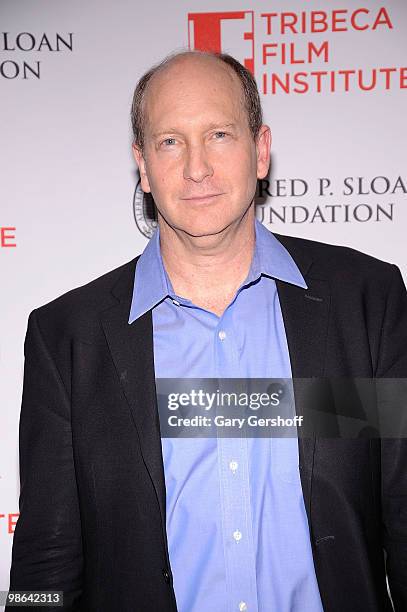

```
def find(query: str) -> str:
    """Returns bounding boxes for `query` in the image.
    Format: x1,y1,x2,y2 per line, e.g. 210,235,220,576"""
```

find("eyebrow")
151,123,237,138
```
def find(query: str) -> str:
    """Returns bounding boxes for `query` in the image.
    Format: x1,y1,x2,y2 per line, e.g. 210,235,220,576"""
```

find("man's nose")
183,144,214,182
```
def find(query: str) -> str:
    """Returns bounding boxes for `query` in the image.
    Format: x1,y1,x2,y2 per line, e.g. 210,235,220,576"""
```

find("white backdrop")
1,0,406,596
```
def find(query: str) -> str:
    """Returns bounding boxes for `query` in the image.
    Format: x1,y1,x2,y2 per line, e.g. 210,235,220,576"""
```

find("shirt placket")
215,309,259,612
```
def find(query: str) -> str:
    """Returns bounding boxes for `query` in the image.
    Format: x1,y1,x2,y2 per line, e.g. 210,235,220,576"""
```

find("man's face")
133,55,271,238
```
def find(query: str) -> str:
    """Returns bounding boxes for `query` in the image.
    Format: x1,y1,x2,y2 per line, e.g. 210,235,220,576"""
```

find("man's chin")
172,220,238,240
157,206,255,241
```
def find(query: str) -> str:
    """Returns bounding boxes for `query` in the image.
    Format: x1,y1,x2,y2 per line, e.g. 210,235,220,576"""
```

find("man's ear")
132,144,151,193
256,125,272,180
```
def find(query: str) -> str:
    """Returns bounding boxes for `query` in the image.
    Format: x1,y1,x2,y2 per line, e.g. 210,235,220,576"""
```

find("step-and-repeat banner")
1,0,406,593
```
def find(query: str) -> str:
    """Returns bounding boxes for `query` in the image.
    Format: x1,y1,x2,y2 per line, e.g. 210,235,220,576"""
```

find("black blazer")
7,233,407,612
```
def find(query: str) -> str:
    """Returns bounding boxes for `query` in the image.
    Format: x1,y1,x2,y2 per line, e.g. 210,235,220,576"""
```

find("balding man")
7,51,407,612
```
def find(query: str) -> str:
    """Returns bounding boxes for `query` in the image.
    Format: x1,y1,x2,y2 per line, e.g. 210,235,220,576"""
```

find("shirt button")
233,529,242,542
218,330,227,341
239,602,248,611
229,460,238,473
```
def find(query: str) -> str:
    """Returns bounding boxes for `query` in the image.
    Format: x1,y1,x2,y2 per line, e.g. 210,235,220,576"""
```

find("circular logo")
133,178,158,238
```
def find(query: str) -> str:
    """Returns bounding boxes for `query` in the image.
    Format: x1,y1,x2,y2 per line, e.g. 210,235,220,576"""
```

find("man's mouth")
181,193,223,202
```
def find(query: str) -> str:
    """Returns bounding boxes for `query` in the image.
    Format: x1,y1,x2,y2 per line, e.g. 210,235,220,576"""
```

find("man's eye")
162,138,176,146
214,131,227,139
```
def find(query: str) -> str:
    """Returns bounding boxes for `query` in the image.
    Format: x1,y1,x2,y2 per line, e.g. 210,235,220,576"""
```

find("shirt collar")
128,219,307,324
248,218,308,288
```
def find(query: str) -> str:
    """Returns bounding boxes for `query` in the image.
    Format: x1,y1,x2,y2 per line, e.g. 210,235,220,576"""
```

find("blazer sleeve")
376,265,407,611
6,309,83,611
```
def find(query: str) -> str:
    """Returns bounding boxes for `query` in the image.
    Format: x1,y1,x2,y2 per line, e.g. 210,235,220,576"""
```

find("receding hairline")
147,50,241,91
131,49,263,150
141,52,245,124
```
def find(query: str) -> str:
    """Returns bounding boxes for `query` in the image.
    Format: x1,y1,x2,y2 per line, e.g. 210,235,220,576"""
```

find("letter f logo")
188,11,255,74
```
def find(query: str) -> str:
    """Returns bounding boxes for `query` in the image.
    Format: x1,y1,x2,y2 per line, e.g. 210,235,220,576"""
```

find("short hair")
131,50,263,151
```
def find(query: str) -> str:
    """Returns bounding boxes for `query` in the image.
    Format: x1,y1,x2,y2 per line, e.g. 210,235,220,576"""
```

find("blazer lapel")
274,236,331,524
100,259,168,552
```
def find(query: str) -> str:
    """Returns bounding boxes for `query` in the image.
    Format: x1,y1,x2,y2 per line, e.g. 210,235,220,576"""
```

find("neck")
159,207,256,315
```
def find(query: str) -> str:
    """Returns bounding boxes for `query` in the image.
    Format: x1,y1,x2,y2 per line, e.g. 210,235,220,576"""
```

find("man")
7,50,407,611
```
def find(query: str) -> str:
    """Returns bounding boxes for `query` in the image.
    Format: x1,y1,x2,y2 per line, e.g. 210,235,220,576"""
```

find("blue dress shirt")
129,219,324,612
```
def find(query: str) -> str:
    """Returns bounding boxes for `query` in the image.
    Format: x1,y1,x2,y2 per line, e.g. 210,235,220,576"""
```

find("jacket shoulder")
274,232,398,283
30,257,138,341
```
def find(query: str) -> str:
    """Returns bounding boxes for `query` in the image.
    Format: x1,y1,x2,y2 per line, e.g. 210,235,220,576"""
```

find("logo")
133,179,157,238
188,11,254,74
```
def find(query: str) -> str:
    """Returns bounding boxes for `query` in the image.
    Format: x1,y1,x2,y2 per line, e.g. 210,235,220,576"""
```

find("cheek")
217,147,256,186
146,162,183,209
151,154,183,186
147,160,172,192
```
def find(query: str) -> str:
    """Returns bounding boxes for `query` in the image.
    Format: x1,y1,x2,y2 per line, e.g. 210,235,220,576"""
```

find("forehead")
143,56,246,133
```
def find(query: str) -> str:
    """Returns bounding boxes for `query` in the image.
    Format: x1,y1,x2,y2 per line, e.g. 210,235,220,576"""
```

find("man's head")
131,50,271,239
